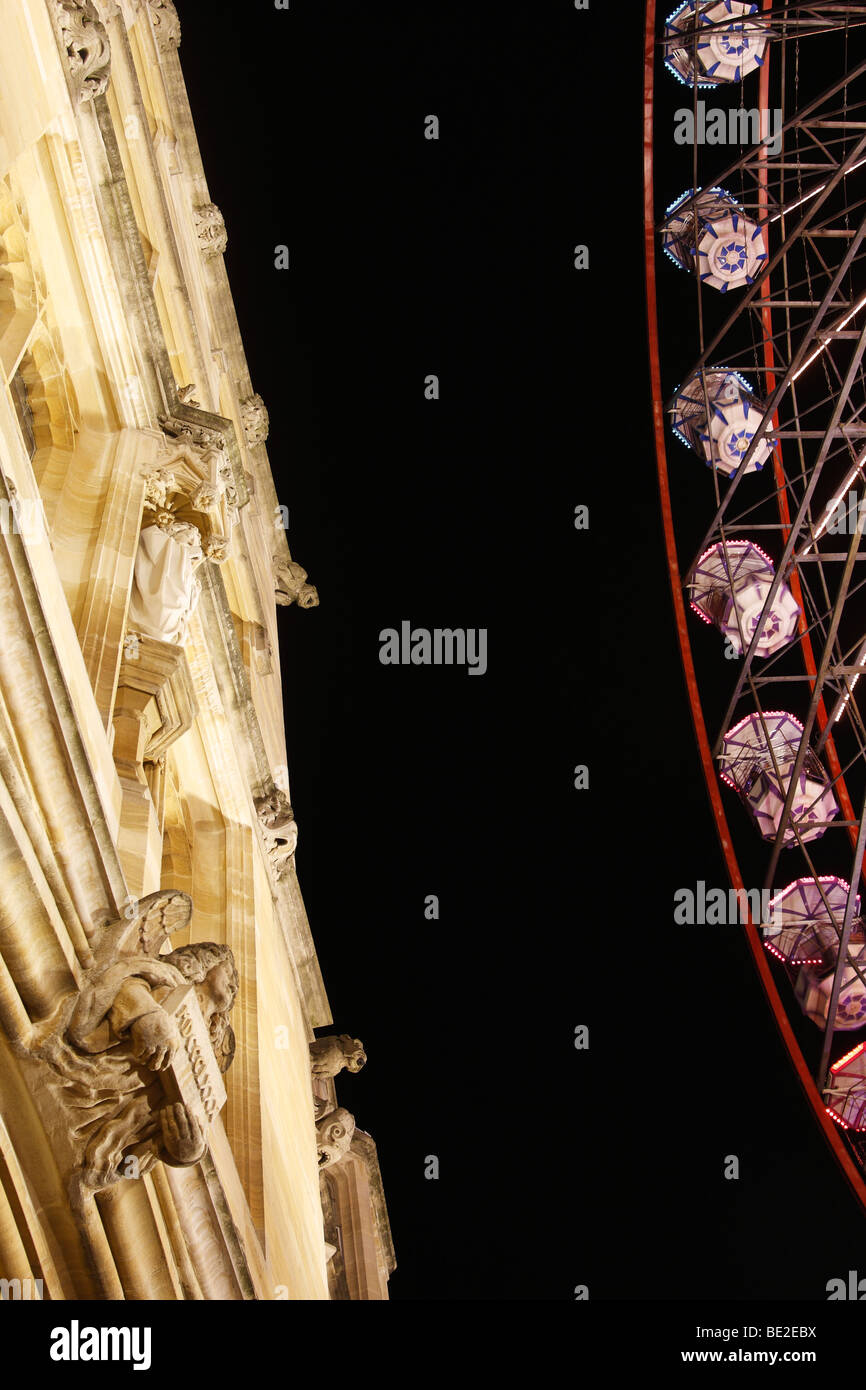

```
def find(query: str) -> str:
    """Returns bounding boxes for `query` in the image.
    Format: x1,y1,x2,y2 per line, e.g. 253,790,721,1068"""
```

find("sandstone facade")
0,0,392,1301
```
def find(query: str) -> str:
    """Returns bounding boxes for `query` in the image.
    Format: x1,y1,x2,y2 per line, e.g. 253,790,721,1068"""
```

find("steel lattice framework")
647,0,866,1204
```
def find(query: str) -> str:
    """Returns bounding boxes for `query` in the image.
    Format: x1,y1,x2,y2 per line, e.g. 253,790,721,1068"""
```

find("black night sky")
174,1,866,1313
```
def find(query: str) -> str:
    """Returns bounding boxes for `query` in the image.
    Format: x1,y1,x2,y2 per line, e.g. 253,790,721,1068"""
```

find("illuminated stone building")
0,0,392,1300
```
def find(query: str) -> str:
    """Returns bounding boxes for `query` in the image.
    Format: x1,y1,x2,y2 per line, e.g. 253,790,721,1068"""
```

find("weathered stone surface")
144,435,239,564
31,893,237,1193
114,634,198,765
315,1108,355,1170
128,522,203,645
254,788,298,879
310,1035,367,1078
321,1131,396,1300
274,556,319,609
146,0,181,51
241,393,269,447
193,203,227,258
49,0,111,102
0,0,391,1301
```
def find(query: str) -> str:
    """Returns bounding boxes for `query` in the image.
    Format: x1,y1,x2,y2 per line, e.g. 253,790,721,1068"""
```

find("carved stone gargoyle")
31,892,237,1194
315,1107,355,1169
254,788,298,879
310,1035,367,1079
274,557,319,610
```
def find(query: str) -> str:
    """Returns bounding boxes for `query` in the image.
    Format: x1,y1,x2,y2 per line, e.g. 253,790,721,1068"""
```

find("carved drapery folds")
240,393,269,448
49,0,111,103
128,422,241,654
146,0,181,51
136,431,240,643
274,556,319,609
310,1035,367,1078
128,521,203,646
254,788,298,880
31,892,237,1193
116,429,240,881
193,203,227,259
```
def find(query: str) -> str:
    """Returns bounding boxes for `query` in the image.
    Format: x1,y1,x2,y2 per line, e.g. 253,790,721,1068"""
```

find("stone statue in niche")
33,892,237,1193
127,517,203,645
274,557,319,609
254,788,298,878
315,1107,355,1169
310,1035,367,1078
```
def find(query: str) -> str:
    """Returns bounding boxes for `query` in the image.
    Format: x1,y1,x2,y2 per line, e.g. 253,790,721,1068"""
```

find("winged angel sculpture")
31,891,237,1194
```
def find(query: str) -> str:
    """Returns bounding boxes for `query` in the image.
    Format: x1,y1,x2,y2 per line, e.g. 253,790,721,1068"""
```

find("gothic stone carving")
159,413,226,452
310,1035,367,1078
240,393,269,447
50,0,111,102
274,557,319,609
127,521,203,645
254,788,298,879
146,0,181,51
193,203,227,259
316,1107,355,1170
32,892,237,1192
144,432,239,568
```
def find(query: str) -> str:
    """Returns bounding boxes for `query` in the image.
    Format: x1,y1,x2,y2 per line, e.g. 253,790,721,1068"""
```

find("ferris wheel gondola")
647,0,866,1214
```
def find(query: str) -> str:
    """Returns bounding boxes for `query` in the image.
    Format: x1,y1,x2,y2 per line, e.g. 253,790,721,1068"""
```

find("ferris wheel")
646,0,866,1208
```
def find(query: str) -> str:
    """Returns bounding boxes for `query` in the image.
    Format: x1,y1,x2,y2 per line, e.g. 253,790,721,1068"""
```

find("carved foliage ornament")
241,393,269,448
143,434,238,569
146,0,181,51
32,892,237,1192
50,0,111,102
193,203,227,259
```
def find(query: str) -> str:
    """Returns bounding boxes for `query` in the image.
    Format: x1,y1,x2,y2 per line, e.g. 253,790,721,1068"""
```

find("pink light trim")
724,710,804,740
826,1106,851,1130
832,1042,866,1073
695,540,776,570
